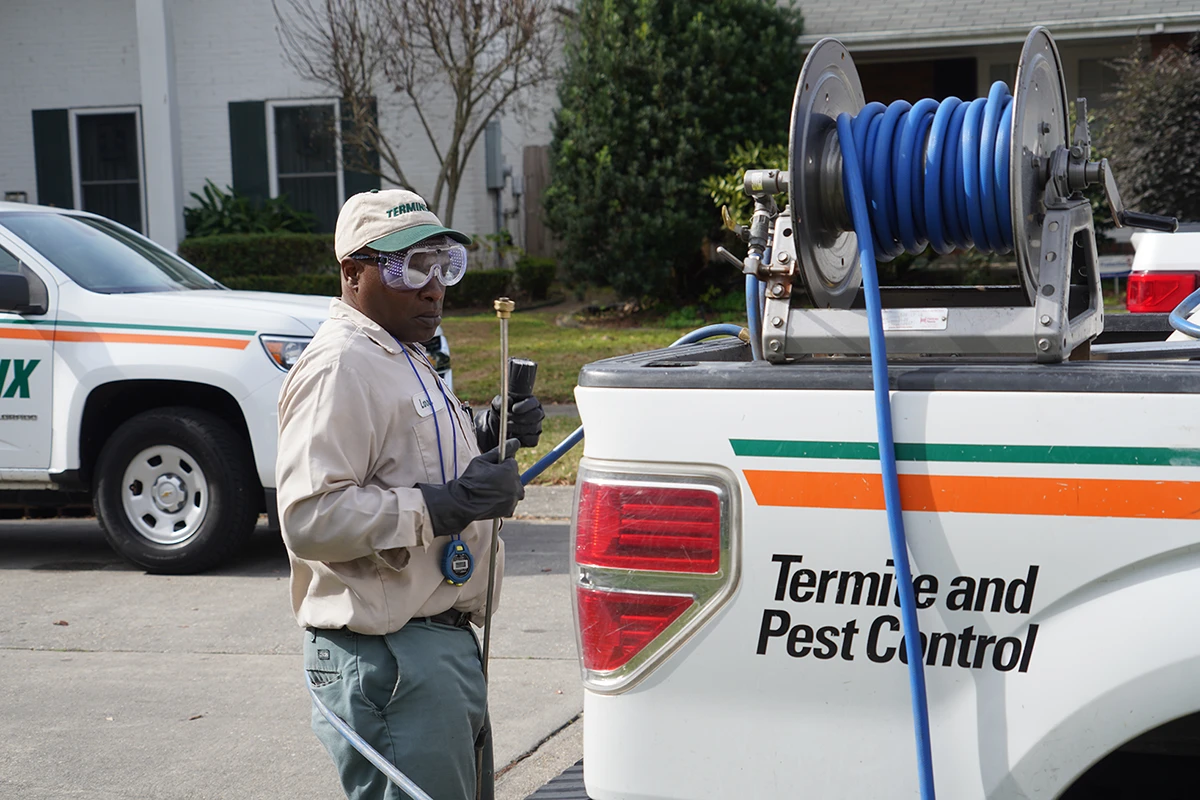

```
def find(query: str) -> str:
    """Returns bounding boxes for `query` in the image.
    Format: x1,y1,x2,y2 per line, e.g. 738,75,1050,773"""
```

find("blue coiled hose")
847,82,1014,262
832,83,1016,800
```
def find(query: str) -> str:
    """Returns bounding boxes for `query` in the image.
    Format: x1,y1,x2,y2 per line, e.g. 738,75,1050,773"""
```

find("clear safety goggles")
351,242,468,290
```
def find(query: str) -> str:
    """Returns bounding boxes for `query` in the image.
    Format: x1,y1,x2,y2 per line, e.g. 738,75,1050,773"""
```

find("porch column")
135,0,184,248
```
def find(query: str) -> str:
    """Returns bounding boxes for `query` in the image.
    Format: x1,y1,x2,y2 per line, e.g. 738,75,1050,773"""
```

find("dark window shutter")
342,97,381,197
228,101,269,207
32,109,74,209
933,58,977,101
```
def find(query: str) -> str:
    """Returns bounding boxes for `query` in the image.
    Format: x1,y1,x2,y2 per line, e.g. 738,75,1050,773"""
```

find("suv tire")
93,407,259,573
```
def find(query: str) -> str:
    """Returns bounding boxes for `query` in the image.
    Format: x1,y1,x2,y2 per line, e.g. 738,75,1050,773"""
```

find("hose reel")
736,26,1177,363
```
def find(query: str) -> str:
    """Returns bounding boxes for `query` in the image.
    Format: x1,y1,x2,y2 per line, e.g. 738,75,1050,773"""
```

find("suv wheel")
94,407,259,573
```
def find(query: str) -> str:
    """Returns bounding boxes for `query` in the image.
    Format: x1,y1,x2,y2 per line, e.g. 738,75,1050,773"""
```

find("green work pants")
304,620,489,800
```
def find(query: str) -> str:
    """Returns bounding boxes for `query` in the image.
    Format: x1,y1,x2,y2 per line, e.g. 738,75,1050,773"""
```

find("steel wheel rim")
120,444,210,545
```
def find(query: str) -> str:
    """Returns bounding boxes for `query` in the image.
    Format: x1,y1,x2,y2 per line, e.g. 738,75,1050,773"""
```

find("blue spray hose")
1169,287,1200,339
828,84,1020,799
837,112,936,799
519,323,748,485
746,274,764,360
670,323,746,347
521,425,584,485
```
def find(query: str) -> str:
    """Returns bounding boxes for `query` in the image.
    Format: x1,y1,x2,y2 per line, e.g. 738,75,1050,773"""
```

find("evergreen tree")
544,0,804,300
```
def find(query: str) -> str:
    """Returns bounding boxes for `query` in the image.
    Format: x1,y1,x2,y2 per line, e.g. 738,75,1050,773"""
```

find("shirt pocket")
413,411,454,484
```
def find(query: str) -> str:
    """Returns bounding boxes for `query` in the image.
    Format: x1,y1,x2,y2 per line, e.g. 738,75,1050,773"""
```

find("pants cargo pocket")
306,668,341,688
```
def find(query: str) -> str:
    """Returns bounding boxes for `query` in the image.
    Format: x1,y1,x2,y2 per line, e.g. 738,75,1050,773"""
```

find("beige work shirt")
276,298,503,634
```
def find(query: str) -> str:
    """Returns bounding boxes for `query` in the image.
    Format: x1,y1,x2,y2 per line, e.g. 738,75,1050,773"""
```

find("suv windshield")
0,212,222,293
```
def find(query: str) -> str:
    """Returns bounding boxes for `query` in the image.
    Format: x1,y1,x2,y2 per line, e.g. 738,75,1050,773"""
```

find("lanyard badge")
441,536,474,586
398,339,475,587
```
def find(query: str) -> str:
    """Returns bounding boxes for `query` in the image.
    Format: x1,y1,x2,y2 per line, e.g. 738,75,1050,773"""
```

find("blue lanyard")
398,341,459,483
397,337,475,587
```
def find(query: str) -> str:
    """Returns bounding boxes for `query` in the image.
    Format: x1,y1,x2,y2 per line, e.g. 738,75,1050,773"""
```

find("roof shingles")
798,1,1200,47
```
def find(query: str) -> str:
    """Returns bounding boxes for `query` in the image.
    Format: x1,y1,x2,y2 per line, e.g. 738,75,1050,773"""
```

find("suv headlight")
260,335,311,371
421,333,451,376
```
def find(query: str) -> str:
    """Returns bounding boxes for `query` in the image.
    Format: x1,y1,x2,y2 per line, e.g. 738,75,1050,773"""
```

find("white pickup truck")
565,27,1200,800
570,318,1200,799
0,202,449,573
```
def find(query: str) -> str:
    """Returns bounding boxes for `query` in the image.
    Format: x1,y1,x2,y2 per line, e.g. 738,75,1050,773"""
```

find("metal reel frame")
1010,26,1070,305
787,38,865,310
764,26,1103,363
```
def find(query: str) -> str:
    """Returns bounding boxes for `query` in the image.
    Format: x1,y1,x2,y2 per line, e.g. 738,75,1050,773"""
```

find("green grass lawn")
514,414,584,486
442,306,688,405
443,302,726,484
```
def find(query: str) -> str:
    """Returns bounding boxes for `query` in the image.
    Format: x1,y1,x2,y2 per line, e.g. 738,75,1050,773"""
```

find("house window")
70,108,145,233
1078,58,1120,110
988,63,1017,90
267,100,343,232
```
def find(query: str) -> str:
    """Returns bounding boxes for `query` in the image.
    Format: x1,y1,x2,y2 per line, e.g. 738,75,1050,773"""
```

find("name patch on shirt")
413,392,447,418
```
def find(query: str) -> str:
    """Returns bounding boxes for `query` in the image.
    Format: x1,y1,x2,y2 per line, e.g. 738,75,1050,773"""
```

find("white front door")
0,242,54,469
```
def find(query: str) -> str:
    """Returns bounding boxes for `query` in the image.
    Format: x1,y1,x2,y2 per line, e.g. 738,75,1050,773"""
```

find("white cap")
334,189,471,261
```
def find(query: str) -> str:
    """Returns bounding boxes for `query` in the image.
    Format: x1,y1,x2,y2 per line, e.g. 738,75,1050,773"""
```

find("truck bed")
570,312,1200,799
578,333,1200,395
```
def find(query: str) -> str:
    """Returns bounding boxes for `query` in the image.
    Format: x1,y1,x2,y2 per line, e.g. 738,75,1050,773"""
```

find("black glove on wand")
416,439,524,539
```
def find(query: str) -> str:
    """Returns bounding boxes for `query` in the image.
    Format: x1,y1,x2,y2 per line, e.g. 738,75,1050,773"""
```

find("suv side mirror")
0,272,41,314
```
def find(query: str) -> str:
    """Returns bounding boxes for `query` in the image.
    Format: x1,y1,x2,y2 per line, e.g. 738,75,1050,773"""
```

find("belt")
414,609,473,629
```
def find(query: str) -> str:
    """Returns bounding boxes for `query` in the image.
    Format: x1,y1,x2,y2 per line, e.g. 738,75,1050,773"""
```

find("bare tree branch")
275,0,562,226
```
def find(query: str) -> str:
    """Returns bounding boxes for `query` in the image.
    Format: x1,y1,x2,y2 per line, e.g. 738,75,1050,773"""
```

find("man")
276,188,544,800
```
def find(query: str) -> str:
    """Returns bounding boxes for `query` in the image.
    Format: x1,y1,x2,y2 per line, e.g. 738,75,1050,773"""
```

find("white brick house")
3,0,1197,255
0,0,555,250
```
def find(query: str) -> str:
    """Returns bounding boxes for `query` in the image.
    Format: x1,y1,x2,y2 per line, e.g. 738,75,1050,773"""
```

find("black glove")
417,439,525,538
474,395,544,451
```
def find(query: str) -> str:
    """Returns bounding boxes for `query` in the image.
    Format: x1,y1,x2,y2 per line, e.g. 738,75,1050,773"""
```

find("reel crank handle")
1098,158,1178,232
1118,209,1178,234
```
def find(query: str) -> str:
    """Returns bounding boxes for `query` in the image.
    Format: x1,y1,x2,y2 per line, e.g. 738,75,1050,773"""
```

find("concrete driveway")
0,508,581,799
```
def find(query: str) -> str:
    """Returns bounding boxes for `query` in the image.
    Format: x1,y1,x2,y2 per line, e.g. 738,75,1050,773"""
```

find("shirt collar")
328,297,428,357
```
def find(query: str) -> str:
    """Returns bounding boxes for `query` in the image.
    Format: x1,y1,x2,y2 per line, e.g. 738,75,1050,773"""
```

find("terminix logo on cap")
386,202,429,218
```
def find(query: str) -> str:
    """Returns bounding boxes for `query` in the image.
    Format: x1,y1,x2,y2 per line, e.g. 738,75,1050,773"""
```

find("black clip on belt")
418,609,472,629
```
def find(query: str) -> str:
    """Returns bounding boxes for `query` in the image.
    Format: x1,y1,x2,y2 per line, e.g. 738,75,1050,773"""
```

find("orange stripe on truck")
0,326,54,341
743,469,1200,520
0,327,250,350
52,330,250,349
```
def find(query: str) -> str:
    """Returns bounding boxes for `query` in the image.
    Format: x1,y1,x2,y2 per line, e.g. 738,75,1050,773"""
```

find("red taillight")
575,482,722,573
1126,272,1199,313
577,587,693,671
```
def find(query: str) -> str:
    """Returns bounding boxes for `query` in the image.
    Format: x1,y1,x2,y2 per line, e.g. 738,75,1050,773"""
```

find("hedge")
223,269,514,307
222,274,341,295
179,231,515,307
515,257,556,301
178,232,335,280
444,270,513,309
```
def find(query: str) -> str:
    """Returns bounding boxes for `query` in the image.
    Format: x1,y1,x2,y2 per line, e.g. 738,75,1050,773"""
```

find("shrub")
515,256,557,300
222,274,341,296
178,233,335,280
445,269,514,309
468,230,523,271
544,0,804,302
184,180,317,237
703,141,789,228
1100,38,1200,222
